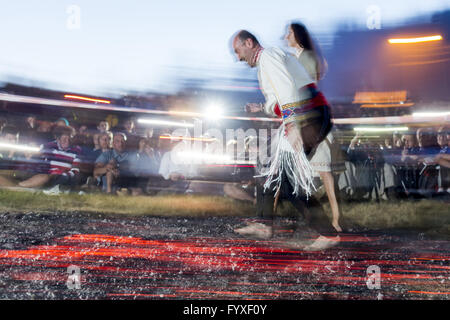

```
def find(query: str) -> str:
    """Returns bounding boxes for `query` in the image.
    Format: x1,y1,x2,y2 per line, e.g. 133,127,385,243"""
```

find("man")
415,128,440,197
94,132,137,195
231,30,339,250
435,127,449,193
120,117,140,152
0,126,21,187
157,137,198,194
18,125,82,193
132,137,160,195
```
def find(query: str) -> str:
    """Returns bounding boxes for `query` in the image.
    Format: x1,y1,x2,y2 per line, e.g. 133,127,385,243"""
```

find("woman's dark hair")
289,21,328,80
290,22,314,51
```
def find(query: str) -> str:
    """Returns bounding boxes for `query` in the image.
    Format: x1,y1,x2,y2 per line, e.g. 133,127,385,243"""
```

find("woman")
285,21,343,232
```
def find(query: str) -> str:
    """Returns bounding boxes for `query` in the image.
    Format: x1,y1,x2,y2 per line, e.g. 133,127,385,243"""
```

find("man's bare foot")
283,239,310,250
304,235,340,251
234,222,272,239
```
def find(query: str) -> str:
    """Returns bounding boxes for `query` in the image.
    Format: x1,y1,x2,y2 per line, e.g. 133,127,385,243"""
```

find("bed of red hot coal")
0,212,448,299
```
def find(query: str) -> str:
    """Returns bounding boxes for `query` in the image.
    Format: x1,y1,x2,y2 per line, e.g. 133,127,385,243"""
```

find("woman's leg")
319,171,342,232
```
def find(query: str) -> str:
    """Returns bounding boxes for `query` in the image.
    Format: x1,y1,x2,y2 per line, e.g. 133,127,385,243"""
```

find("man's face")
124,120,134,132
98,121,109,133
233,38,256,67
416,129,434,148
113,134,125,153
437,131,446,147
27,116,36,128
58,134,71,150
79,125,87,134
99,134,111,150
402,135,416,149
393,135,402,148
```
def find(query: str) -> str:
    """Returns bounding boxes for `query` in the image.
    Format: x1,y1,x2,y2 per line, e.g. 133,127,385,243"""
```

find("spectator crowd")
0,113,449,202
0,114,197,196
338,126,450,201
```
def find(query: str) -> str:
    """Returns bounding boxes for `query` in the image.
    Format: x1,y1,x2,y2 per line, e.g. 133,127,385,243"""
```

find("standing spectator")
398,131,420,196
415,128,441,197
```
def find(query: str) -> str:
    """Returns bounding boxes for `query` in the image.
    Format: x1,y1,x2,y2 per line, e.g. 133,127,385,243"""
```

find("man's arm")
435,153,450,168
93,152,115,177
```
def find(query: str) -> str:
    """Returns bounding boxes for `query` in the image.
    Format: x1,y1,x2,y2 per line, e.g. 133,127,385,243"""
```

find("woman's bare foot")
304,235,340,251
332,218,342,233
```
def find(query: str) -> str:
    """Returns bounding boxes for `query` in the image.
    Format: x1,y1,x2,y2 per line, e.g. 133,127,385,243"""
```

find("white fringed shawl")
259,122,316,198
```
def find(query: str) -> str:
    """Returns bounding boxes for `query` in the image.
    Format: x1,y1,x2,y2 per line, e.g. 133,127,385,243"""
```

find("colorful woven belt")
281,84,329,124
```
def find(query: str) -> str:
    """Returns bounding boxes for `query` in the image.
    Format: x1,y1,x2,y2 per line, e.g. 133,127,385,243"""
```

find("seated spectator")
34,120,54,146
90,131,112,162
92,120,111,151
75,128,109,186
157,139,198,194
20,114,38,143
0,126,21,187
93,132,138,195
435,153,450,168
97,120,110,133
117,117,140,152
131,137,161,195
18,125,82,194
0,126,20,160
55,117,70,127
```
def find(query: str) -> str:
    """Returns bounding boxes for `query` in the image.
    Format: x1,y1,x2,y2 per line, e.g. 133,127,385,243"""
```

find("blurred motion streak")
388,35,443,44
64,95,111,104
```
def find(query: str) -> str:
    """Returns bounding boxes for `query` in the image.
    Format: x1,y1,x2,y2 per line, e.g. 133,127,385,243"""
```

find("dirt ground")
0,211,448,300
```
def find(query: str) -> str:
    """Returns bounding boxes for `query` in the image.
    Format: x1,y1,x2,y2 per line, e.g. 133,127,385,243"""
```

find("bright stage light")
353,127,409,132
138,118,194,128
203,103,224,121
388,35,442,44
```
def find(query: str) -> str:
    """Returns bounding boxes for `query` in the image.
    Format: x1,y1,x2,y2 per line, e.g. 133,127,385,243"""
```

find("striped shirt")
40,141,82,176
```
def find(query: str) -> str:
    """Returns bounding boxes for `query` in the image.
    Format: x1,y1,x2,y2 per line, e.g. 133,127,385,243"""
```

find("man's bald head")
234,30,260,47
232,30,261,68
